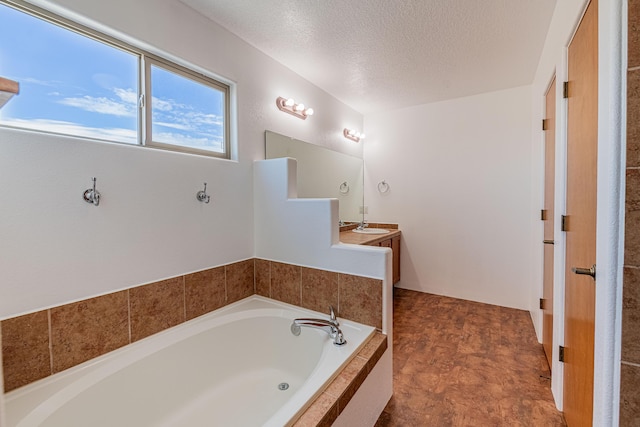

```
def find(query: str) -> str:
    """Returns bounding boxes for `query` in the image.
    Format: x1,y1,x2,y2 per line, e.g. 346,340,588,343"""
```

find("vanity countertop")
339,225,401,246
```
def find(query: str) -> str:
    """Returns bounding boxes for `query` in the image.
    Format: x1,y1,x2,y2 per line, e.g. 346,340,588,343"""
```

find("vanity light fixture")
343,128,365,143
276,96,314,119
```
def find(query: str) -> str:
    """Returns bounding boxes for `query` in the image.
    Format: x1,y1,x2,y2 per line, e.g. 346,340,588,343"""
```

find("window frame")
0,0,232,159
143,55,231,158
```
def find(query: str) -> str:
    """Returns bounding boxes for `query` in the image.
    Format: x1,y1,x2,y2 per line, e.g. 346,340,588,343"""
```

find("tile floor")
375,288,566,426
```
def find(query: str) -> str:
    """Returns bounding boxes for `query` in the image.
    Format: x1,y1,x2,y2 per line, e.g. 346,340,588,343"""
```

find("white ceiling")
180,0,557,115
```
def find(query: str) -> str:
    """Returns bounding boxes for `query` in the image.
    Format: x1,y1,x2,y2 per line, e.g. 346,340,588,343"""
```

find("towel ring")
377,180,390,194
339,181,349,194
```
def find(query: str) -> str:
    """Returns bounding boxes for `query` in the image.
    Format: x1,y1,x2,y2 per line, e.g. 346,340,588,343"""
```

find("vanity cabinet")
339,228,401,285
371,235,400,284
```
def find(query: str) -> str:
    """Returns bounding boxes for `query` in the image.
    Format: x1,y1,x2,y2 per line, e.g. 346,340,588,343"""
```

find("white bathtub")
5,296,375,427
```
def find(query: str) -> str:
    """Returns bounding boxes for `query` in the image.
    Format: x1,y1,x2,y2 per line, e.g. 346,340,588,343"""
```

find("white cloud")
113,88,138,105
59,95,136,117
18,77,58,87
152,97,173,112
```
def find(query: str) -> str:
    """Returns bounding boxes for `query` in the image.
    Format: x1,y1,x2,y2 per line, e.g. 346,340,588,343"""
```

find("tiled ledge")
293,332,388,427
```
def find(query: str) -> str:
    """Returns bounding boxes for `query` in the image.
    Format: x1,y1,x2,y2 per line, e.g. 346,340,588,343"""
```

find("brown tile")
293,392,338,427
382,384,438,417
130,278,184,342
458,322,501,356
338,358,370,412
255,258,271,297
629,70,640,167
620,362,640,426
185,267,225,320
300,267,338,314
359,333,388,372
622,267,640,363
629,0,640,69
270,262,301,305
338,274,382,329
397,348,458,394
2,311,50,391
379,288,564,425
447,395,506,426
226,259,255,303
325,355,368,412
51,292,129,373
627,168,640,212
626,210,640,267
626,169,640,265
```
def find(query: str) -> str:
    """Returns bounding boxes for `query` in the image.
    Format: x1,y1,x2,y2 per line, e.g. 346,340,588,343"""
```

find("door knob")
572,264,596,279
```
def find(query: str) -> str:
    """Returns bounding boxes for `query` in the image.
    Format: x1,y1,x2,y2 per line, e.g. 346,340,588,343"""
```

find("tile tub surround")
622,3,640,423
2,258,384,392
293,332,388,427
1,259,254,392
255,259,383,330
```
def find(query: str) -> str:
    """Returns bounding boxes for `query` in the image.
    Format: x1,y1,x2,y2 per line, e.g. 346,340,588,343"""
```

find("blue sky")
0,3,225,152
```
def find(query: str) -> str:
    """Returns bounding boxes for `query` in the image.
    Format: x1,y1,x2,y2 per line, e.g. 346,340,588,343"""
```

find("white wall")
0,0,363,319
364,85,533,310
253,158,393,333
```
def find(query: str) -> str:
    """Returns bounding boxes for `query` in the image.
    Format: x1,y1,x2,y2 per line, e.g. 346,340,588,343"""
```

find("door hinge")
563,81,569,98
542,119,548,131
561,215,568,232
541,209,547,221
539,298,545,310
559,345,565,363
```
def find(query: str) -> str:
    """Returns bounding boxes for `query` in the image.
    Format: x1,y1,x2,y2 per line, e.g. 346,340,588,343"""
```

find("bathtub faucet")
291,308,347,346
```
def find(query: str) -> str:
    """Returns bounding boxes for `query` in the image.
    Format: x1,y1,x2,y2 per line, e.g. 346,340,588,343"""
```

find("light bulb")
304,108,314,116
348,129,356,136
284,98,295,107
294,103,305,112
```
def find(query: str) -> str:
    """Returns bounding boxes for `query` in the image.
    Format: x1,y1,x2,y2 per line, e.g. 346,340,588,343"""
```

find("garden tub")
5,296,375,426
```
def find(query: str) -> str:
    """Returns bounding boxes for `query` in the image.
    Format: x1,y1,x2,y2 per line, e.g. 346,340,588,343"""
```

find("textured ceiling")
180,0,557,115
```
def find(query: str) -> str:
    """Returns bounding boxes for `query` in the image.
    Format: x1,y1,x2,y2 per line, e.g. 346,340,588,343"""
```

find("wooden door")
542,76,556,369
563,0,598,425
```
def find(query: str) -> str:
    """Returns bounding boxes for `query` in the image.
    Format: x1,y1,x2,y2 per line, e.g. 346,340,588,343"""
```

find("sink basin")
352,228,390,235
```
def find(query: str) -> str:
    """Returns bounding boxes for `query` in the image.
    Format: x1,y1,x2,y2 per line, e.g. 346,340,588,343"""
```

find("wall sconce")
276,97,314,120
343,128,365,143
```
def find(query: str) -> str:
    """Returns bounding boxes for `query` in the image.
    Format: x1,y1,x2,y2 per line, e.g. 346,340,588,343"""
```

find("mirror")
265,130,363,223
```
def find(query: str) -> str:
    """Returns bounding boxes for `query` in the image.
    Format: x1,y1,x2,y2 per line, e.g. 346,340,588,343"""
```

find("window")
146,60,229,156
0,0,231,159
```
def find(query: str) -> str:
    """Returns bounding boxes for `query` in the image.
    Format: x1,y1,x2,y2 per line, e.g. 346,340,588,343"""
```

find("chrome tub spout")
291,318,347,346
